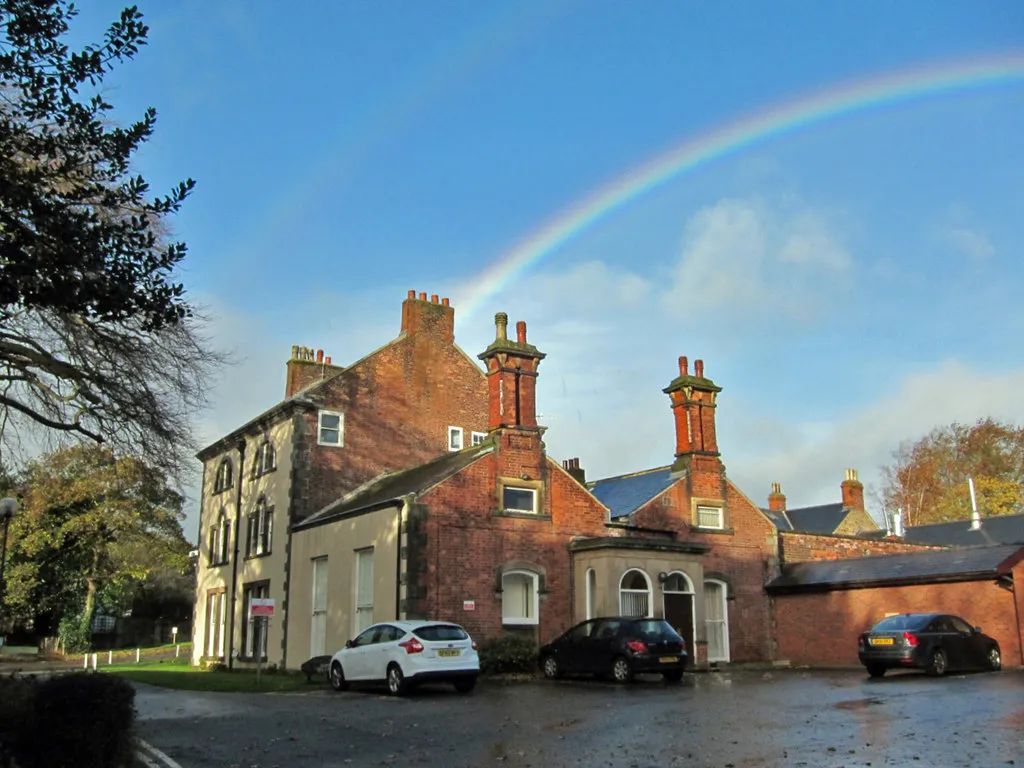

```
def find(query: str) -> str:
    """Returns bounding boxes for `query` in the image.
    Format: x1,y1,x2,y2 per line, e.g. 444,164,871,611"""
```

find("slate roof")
294,441,495,530
761,509,793,531
782,502,849,534
587,466,678,520
766,543,1024,594
861,514,1024,548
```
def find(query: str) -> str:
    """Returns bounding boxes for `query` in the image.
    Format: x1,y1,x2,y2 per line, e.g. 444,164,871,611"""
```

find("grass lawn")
105,658,325,693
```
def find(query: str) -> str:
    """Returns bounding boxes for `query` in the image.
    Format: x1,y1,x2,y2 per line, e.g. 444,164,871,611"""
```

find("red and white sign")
251,598,275,617
463,600,475,611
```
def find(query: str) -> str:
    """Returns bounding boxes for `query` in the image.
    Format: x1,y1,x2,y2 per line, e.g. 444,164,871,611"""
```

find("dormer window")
448,426,464,451
253,441,276,477
214,459,233,494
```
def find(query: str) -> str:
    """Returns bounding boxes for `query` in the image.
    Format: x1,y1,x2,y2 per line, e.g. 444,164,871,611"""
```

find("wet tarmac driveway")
134,668,1023,767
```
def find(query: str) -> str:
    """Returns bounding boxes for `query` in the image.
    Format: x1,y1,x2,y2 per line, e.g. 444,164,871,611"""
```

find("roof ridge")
587,464,673,487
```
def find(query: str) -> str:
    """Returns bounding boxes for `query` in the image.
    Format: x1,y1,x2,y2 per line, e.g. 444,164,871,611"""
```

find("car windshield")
630,620,681,641
413,624,468,641
871,615,932,632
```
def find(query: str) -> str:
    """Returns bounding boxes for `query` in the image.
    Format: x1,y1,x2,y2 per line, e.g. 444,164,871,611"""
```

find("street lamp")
0,497,19,650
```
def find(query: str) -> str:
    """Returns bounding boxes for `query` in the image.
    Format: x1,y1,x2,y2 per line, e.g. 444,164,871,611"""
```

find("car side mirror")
345,639,354,648
974,626,982,634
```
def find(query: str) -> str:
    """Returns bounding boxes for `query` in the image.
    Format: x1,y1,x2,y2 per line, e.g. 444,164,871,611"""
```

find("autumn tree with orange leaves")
878,418,1024,528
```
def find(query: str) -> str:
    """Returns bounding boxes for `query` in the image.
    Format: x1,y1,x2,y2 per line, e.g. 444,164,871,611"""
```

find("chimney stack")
841,469,865,511
563,457,586,486
663,354,722,464
400,289,455,343
285,344,343,398
768,482,787,512
478,312,546,430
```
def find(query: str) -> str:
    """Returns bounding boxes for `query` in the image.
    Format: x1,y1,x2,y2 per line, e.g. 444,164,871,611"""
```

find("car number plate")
870,638,894,646
659,656,679,663
437,649,461,657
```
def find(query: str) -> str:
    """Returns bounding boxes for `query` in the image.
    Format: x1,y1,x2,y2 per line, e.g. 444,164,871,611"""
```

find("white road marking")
136,737,185,768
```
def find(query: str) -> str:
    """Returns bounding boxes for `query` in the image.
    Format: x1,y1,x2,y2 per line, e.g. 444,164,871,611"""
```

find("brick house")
192,290,1023,672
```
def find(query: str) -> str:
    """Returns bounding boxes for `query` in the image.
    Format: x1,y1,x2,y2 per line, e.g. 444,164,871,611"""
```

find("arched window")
247,496,274,557
214,458,233,493
585,568,597,620
619,569,652,618
662,571,693,593
501,570,539,625
253,441,276,477
704,579,730,662
209,508,231,565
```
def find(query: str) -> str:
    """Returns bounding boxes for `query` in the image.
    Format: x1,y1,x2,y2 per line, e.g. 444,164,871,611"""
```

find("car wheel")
386,663,408,696
986,645,1002,672
453,678,477,694
866,664,886,679
662,669,684,683
926,648,948,677
611,656,633,684
541,655,561,680
329,662,348,691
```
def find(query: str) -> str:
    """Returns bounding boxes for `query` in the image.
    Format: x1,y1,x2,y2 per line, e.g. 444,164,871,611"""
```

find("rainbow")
458,52,1024,321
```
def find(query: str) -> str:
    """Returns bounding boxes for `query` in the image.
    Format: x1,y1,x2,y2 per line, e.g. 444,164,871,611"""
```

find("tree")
878,418,1024,527
1,1,222,477
4,444,191,648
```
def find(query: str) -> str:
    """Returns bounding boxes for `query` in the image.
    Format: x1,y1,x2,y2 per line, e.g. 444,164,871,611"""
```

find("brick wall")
289,299,489,522
406,449,609,645
780,531,940,564
774,567,1024,668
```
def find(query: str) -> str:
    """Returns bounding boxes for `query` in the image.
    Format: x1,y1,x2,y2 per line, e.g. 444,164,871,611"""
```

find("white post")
136,647,140,664
108,650,113,665
175,643,180,657
91,653,97,671
83,654,88,669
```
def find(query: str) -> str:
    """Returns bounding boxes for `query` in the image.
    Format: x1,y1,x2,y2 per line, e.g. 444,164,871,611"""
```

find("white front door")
704,580,730,662
310,557,328,657
354,548,374,635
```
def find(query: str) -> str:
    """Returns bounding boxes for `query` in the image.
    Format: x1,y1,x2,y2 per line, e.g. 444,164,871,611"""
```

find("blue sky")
75,1,1024,535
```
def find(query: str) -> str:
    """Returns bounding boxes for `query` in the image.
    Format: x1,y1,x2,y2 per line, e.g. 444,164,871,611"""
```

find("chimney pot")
407,289,416,299
418,292,427,301
316,349,324,363
325,356,332,365
431,294,439,304
694,359,704,378
679,356,688,376
441,297,450,307
495,312,509,341
516,321,527,343
291,345,299,360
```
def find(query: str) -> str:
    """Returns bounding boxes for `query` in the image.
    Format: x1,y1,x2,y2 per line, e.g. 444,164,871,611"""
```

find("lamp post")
0,497,18,650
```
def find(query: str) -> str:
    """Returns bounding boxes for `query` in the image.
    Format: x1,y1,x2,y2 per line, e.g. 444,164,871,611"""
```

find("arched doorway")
661,571,695,656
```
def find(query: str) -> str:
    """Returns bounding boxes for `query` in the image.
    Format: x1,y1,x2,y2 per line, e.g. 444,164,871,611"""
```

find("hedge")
0,673,136,768
478,633,539,675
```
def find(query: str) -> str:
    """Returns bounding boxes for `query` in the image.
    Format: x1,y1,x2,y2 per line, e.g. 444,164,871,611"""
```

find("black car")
539,617,687,683
857,612,1001,678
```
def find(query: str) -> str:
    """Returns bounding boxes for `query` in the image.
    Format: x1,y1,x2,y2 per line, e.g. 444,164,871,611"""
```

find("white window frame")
471,431,487,446
501,570,539,626
502,486,538,514
448,426,464,451
354,548,374,635
696,505,724,530
318,410,344,447
618,568,653,618
704,579,730,663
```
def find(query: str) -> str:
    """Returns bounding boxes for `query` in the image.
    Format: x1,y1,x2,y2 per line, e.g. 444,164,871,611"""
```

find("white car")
329,620,480,695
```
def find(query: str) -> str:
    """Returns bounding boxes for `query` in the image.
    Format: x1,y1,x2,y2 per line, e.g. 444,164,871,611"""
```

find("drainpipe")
227,439,246,670
395,495,413,620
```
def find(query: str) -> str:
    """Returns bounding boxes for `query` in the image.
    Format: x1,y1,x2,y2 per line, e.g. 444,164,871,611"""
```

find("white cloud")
944,227,994,261
661,197,851,321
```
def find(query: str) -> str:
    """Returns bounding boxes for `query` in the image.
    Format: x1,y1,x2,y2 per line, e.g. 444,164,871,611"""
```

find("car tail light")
400,637,424,654
858,634,866,650
625,639,648,654
902,632,918,647
472,640,478,651
680,637,687,652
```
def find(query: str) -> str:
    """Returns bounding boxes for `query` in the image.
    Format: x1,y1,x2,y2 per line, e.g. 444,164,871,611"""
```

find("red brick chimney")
562,457,586,486
285,345,344,398
478,312,546,430
841,469,865,511
663,355,722,467
768,482,786,512
401,289,454,343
